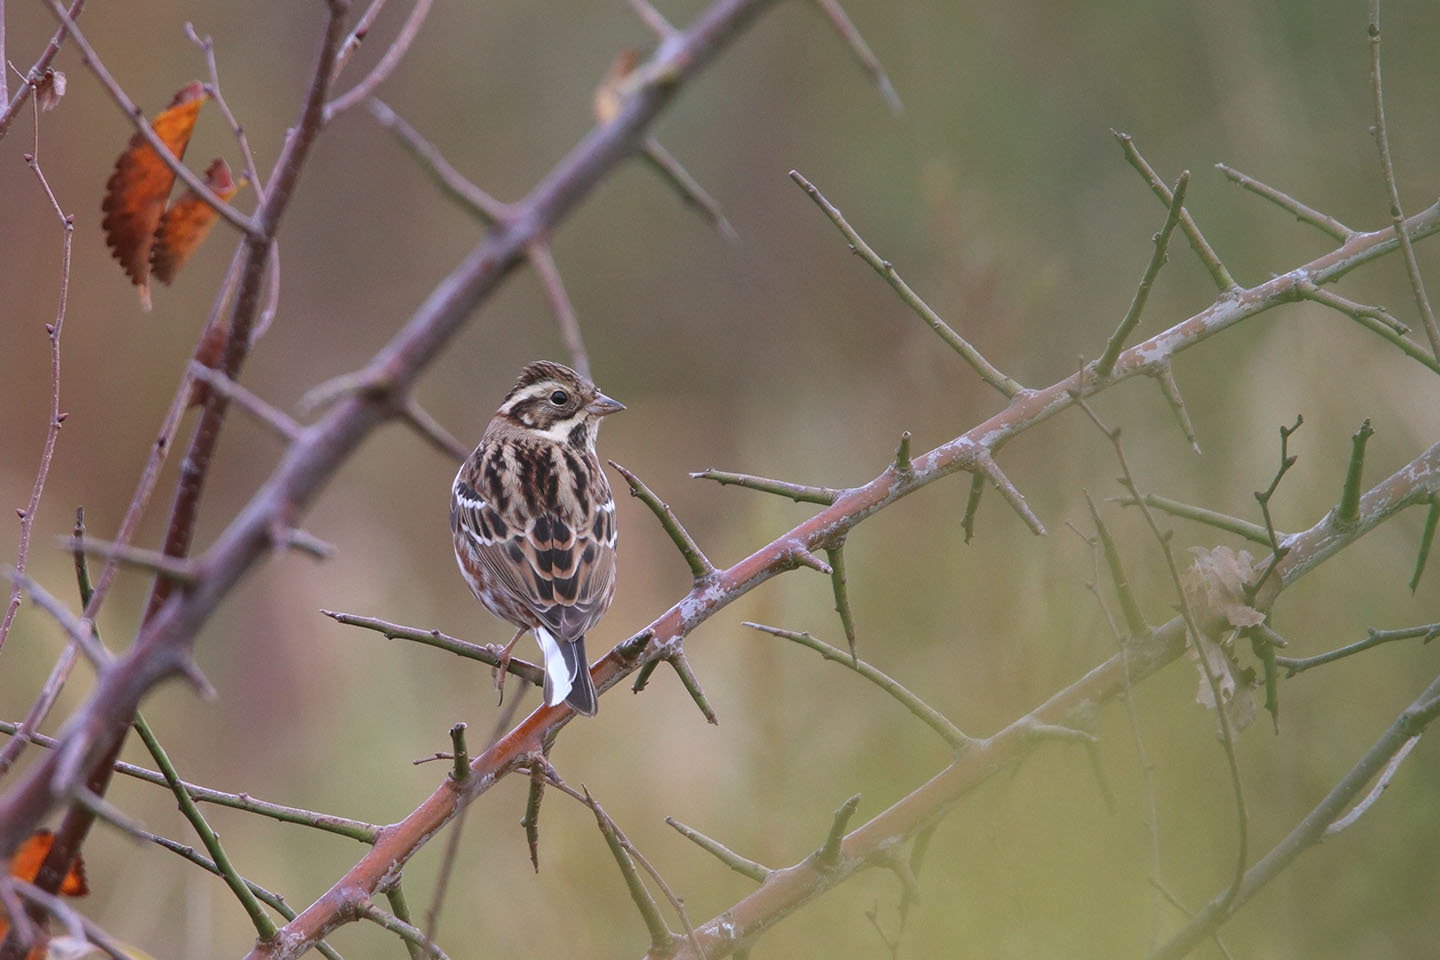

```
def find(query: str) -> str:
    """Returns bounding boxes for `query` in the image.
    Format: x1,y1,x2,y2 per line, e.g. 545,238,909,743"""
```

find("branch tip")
609,460,715,581
817,793,861,869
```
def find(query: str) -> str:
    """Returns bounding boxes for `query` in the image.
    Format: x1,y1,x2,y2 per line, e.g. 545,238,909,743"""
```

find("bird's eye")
549,390,570,406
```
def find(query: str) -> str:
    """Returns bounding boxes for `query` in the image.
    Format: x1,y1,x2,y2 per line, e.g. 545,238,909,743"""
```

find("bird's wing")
452,478,616,641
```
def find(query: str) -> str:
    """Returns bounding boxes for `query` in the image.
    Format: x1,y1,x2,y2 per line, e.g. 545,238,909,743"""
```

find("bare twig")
610,461,716,581
1097,171,1189,376
1113,131,1237,292
1276,622,1439,677
322,610,546,687
367,98,508,223
813,0,902,113
790,169,1025,398
691,469,842,504
0,134,72,660
744,623,970,749
131,715,277,939
398,398,470,463
1215,162,1353,241
1115,492,1272,545
665,817,770,883
187,363,302,441
527,242,591,379
1368,0,1440,359
324,0,434,121
640,140,740,243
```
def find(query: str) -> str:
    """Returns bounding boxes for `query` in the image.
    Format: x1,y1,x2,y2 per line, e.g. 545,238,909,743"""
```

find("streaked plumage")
450,361,623,715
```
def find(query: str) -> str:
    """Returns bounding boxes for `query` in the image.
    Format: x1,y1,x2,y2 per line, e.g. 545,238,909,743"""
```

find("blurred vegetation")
1,0,1438,957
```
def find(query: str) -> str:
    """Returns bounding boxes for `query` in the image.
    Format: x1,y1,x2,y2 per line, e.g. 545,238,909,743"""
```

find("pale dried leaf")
36,69,67,112
1181,545,1263,641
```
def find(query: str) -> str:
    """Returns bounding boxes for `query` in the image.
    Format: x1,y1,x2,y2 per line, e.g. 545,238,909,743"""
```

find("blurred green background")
2,1,1439,957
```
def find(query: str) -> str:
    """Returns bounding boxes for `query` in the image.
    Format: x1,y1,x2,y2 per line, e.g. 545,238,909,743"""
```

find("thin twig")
0,135,72,661
813,0,902,113
816,794,861,870
690,468,841,504
187,363,302,441
1096,171,1189,376
975,452,1045,535
1336,419,1375,528
1275,622,1440,677
667,650,719,724
59,537,196,584
398,399,469,463
1324,735,1419,836
132,715,277,939
2,570,107,669
1411,497,1438,593
322,610,546,687
1114,493,1272,545
825,541,859,664
1113,131,1236,293
790,169,1025,397
640,140,740,243
665,817,770,883
628,0,676,37
1214,162,1353,241
1153,363,1201,454
1368,0,1440,359
527,242,591,380
366,97,508,223
360,900,449,960
609,461,716,581
324,0,434,121
744,623,970,749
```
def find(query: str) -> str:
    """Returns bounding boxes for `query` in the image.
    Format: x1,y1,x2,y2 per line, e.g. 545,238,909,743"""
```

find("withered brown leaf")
100,81,210,308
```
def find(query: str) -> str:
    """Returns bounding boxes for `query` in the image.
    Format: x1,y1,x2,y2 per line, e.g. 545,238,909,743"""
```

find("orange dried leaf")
151,158,243,285
0,829,88,943
100,81,210,307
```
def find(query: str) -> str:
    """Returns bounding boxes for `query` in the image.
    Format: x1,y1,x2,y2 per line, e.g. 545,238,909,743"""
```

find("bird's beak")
587,393,626,416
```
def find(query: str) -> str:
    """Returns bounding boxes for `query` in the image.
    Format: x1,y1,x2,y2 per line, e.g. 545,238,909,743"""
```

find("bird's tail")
535,627,598,716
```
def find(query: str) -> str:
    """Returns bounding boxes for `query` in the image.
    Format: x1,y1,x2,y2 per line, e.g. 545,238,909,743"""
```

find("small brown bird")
450,361,624,715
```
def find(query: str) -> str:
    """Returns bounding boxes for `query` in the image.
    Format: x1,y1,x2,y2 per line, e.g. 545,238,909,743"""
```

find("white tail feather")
534,626,572,706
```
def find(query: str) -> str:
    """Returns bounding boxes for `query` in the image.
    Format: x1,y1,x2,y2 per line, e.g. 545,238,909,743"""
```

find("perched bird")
450,361,624,715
